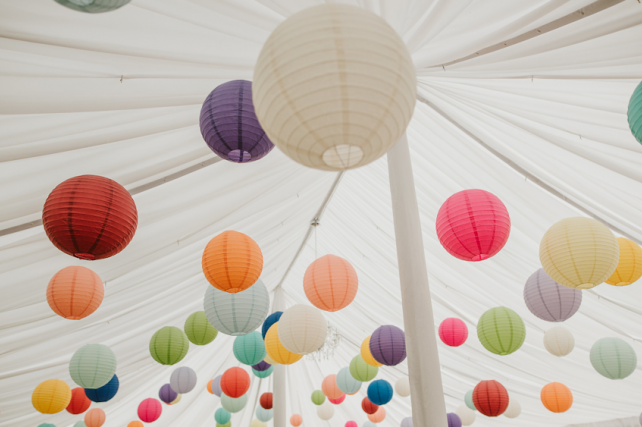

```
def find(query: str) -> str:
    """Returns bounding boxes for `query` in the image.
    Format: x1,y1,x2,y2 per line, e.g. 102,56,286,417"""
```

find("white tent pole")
387,133,448,426
272,286,287,427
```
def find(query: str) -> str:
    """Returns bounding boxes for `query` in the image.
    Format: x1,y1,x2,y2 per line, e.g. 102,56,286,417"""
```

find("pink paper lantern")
438,318,468,347
138,398,162,423
435,189,510,261
329,395,346,405
346,422,358,427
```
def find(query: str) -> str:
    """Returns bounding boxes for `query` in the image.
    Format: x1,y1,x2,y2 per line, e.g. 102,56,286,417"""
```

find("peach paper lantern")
322,374,344,399
304,255,358,312
290,414,302,426
47,266,104,320
85,408,106,427
368,406,386,423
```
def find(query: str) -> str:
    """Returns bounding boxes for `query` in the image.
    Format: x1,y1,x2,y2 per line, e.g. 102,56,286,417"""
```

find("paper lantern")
264,354,279,365
503,397,521,418
221,393,248,413
362,397,379,415
250,419,267,427
233,331,266,365
200,80,274,163
138,398,162,423
169,394,181,405
368,406,386,423
329,395,346,404
74,422,87,427
54,0,130,13
265,323,303,365
447,413,462,427
204,278,269,335
253,366,274,378
206,379,213,394
524,268,582,322
350,355,378,382
33,379,71,414
544,326,575,357
628,80,642,143
184,311,218,345
464,390,475,411
253,3,415,171
346,422,358,427
170,367,197,394
221,367,250,398
439,318,468,347
159,384,177,405
43,175,137,260
253,360,271,372
395,377,410,397
336,367,362,395
401,418,413,427
590,337,637,379
211,375,222,397
607,237,642,286
322,374,344,399
256,407,274,422
46,266,104,320
149,326,189,365
202,230,263,293
540,217,619,289
85,374,118,402
363,423,377,427
541,382,572,413
436,189,510,261
304,255,358,311
278,304,328,355
456,405,476,426
67,387,91,414
262,311,283,339
215,408,232,425
311,390,326,406
370,325,406,366
128,422,143,427
317,401,335,421
290,414,302,426
260,392,273,410
70,344,117,389
367,380,393,405
477,307,525,355
361,336,383,367
84,408,105,427
38,425,56,427
472,380,508,417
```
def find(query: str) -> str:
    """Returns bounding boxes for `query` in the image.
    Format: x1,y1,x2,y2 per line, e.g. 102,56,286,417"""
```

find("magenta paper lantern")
346,422,358,427
329,395,346,405
138,398,162,423
439,318,468,347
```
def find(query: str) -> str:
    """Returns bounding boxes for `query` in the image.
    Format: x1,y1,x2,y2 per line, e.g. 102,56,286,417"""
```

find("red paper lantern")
220,367,250,398
473,380,509,417
43,175,138,260
138,398,162,423
329,395,346,405
260,392,273,410
346,422,358,427
66,387,91,414
438,318,468,347
435,189,510,261
362,397,379,415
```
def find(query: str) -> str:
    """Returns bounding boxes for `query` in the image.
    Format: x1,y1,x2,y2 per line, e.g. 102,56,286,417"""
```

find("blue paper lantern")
262,311,283,339
85,374,118,402
367,379,393,405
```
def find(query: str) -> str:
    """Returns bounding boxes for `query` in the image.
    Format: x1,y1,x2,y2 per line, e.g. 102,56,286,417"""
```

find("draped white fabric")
1,1,642,427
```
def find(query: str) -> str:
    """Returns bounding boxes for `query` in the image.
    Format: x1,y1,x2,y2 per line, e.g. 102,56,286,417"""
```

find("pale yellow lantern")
264,354,279,365
539,217,619,289
253,4,416,171
606,237,642,286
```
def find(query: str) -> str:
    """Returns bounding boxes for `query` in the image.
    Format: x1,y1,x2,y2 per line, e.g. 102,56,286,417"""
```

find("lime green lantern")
477,306,525,355
149,326,189,365
349,355,378,382
234,331,267,366
311,390,326,406
184,311,218,345
590,337,637,379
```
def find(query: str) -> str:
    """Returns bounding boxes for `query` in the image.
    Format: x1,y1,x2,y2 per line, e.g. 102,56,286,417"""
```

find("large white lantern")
395,377,410,397
317,401,335,421
543,326,575,357
253,4,417,171
278,304,327,355
503,398,521,418
203,279,269,336
455,405,476,426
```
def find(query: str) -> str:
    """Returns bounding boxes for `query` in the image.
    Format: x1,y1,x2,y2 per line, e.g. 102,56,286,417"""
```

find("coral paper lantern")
200,80,274,163
149,326,189,365
234,331,267,365
524,268,582,322
159,384,177,405
54,0,130,13
370,325,406,366
544,326,575,357
436,189,510,261
46,266,104,320
477,307,525,355
316,401,335,421
278,304,328,355
439,318,468,347
33,379,72,414
628,80,642,143
456,405,476,426
128,422,144,427
540,217,619,289
202,230,263,293
362,397,379,415
43,175,137,260
70,344,117,389
84,408,106,427
221,367,250,398
253,4,416,171
221,393,248,413
503,397,521,418
67,387,91,414
329,395,346,404
541,382,573,413
337,367,362,395
290,414,302,426
606,237,642,286
311,390,326,406
367,406,386,423
215,408,232,425
85,374,118,402
472,380,508,417
184,311,218,345
170,367,197,394
590,337,637,379
260,392,273,410
304,255,358,312
350,355,378,382
395,377,410,397
361,336,383,367
138,398,162,423
265,323,303,365
447,413,462,427
262,311,283,339
322,374,344,399
367,380,393,405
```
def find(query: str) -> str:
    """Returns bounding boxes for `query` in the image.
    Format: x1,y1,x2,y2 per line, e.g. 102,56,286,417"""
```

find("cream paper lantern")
503,398,521,419
544,326,575,357
250,419,267,427
455,405,475,426
395,377,410,397
317,401,335,421
278,304,327,355
539,217,619,289
253,4,416,171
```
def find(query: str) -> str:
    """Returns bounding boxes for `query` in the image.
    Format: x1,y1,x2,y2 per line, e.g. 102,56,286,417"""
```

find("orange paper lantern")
207,379,214,394
541,382,573,413
202,230,263,293
322,374,344,399
128,422,144,427
47,266,104,320
85,407,106,427
290,414,302,427
304,255,358,312
368,406,386,423
66,387,91,414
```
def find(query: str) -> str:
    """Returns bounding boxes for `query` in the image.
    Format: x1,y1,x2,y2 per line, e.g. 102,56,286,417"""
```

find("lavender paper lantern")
447,413,462,427
200,80,274,163
211,375,223,397
159,383,177,404
369,325,406,366
401,417,413,427
252,361,271,372
524,268,582,322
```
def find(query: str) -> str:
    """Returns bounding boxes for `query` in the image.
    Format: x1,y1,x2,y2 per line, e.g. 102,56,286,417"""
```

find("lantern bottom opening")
322,145,363,169
75,253,96,260
229,149,252,163
471,254,489,261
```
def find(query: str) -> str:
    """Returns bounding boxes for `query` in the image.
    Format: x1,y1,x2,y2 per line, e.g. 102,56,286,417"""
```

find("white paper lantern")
256,406,274,422
253,4,416,171
456,405,476,426
544,326,575,357
221,393,248,413
364,422,377,427
317,401,335,421
336,367,361,394
401,417,413,427
203,279,269,336
250,419,267,427
503,398,521,418
395,377,410,397
278,304,327,355
170,367,197,394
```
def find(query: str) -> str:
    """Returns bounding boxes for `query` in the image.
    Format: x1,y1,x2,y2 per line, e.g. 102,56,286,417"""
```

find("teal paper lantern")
149,326,189,365
69,344,117,389
74,423,86,427
253,365,274,379
311,390,326,406
234,331,267,365
464,390,476,411
590,337,637,379
38,424,56,427
221,393,248,413
184,311,218,345
477,307,525,355
215,408,232,425
337,366,361,394
204,279,270,336
350,355,378,382
628,81,642,144
256,406,274,422
54,0,131,13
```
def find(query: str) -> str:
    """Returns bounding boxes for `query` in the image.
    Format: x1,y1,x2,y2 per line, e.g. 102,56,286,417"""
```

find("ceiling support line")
417,94,641,244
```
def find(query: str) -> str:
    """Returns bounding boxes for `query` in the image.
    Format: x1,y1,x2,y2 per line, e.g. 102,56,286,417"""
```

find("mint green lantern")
628,81,642,144
149,326,189,365
74,423,86,427
234,331,266,365
477,306,525,355
54,0,131,13
69,344,117,389
215,408,232,425
184,311,218,345
221,393,248,413
39,424,56,427
253,365,273,379
350,354,378,382
311,390,326,406
590,337,637,379
337,366,361,394
465,390,476,411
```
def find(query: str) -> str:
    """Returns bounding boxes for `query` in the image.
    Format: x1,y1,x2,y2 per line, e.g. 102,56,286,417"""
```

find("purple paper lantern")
159,383,177,404
369,325,406,366
447,413,462,427
524,268,582,322
252,360,271,372
199,80,274,163
211,375,222,397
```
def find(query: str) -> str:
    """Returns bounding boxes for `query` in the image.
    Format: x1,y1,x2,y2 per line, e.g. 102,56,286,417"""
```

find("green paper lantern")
337,366,361,394
350,354,378,382
184,311,218,345
215,408,232,425
628,81,642,144
69,344,117,389
234,331,267,365
54,0,131,13
465,390,476,411
149,326,189,365
74,422,86,427
477,306,525,355
38,424,56,427
590,337,637,379
221,393,248,413
311,390,326,406
252,365,273,379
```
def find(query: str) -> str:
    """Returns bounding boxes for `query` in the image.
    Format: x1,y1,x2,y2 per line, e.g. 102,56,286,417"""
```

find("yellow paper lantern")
361,336,382,367
606,237,642,286
264,354,279,365
32,379,72,414
539,217,619,289
265,323,303,365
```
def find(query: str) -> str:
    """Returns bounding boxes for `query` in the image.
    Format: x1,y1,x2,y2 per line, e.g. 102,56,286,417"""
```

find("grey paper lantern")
211,375,223,397
170,367,197,394
221,393,248,413
69,344,117,389
54,0,130,13
256,406,273,422
524,268,582,322
401,417,413,427
204,279,269,336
